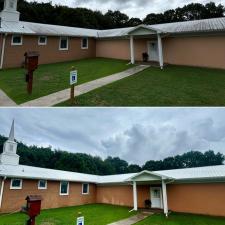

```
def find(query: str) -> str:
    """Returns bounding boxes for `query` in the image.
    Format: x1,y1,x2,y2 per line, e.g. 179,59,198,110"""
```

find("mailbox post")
22,195,42,225
24,52,39,94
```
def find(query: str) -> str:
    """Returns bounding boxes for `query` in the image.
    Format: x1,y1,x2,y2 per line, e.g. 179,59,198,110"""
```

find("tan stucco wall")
167,183,225,217
96,38,148,61
96,184,149,208
0,179,96,213
163,35,225,69
3,35,96,68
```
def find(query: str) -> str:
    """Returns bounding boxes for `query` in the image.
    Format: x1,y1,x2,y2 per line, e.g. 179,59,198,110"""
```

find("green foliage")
143,2,225,24
136,212,225,225
59,65,225,107
0,58,133,104
0,204,137,225
0,1,224,28
0,134,224,175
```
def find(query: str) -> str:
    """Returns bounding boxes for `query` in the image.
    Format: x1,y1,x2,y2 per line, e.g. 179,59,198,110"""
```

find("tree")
127,18,142,27
105,10,129,28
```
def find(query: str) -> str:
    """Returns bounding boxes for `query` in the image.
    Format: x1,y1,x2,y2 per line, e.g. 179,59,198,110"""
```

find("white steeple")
0,0,20,22
0,120,20,165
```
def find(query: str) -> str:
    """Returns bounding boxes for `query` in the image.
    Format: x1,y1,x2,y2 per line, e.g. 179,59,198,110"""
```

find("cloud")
0,108,225,165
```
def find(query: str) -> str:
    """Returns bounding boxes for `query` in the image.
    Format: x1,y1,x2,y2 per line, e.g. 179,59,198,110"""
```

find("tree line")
0,1,224,29
0,135,224,175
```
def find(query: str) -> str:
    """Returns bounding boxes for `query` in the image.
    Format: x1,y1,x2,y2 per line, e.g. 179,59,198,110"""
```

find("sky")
26,0,225,19
0,108,225,166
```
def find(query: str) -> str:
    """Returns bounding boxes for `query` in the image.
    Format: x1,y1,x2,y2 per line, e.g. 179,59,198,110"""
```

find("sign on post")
70,70,78,85
70,67,77,104
77,216,84,225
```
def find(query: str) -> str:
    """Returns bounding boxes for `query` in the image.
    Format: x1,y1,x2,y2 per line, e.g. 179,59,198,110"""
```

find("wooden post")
27,71,34,95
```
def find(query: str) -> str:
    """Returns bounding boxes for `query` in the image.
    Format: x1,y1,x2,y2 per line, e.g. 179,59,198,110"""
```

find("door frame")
150,186,163,209
147,41,159,62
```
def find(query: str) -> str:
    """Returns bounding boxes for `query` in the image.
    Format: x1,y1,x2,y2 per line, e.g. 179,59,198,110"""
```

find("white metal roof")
0,164,225,184
1,17,225,37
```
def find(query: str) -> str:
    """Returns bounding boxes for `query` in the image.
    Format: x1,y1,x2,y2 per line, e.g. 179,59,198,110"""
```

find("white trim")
59,37,69,51
38,180,47,190
10,178,22,190
11,35,23,46
0,34,6,69
133,181,138,210
82,183,89,195
38,36,47,46
130,35,135,64
60,181,69,195
81,37,88,49
162,180,168,217
157,33,164,69
0,177,6,208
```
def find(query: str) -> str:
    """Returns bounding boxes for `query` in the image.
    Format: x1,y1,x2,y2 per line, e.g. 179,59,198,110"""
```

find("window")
38,36,47,45
59,37,68,50
38,180,47,189
82,183,89,195
81,37,88,49
11,35,23,46
10,179,22,189
60,181,69,195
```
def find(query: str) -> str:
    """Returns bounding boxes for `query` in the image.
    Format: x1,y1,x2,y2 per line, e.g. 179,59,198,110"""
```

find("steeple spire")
8,119,14,142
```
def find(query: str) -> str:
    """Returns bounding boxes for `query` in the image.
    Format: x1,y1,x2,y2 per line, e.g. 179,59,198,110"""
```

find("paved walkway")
108,211,153,225
0,89,17,107
20,65,149,107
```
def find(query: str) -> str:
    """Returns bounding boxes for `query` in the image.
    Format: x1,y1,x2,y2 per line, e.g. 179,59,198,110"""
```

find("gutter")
0,176,6,209
0,33,7,70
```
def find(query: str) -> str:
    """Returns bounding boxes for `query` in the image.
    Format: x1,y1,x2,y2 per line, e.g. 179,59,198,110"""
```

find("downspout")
0,176,6,209
0,33,7,70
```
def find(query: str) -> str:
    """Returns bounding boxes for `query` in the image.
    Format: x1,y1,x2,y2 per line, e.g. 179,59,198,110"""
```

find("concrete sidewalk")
0,89,17,107
21,65,149,107
108,211,153,225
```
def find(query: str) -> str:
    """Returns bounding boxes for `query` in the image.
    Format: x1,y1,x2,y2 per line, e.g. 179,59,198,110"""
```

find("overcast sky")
26,0,224,19
0,108,225,165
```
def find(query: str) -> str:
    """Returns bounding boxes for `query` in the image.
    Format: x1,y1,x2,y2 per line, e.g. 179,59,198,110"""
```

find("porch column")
162,180,168,217
157,33,164,69
130,35,135,64
133,181,138,210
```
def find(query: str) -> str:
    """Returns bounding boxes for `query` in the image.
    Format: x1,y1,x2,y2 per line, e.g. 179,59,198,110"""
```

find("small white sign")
77,216,84,225
70,70,78,85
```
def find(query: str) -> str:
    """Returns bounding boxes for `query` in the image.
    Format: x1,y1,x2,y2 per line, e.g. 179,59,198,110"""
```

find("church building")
0,121,225,217
0,0,225,69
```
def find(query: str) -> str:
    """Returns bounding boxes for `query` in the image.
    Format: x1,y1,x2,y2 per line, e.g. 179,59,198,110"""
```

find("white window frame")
11,35,23,46
38,180,47,190
82,183,89,195
59,37,69,51
60,181,69,196
38,36,47,46
81,37,88,49
10,179,22,190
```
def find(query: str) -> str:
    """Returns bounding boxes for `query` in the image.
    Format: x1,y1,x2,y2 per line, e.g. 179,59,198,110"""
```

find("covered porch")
127,171,173,217
128,25,166,69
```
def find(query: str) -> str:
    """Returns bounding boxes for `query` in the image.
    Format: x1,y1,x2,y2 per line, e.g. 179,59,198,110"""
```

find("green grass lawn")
0,58,132,104
135,212,225,225
0,204,136,225
57,65,225,106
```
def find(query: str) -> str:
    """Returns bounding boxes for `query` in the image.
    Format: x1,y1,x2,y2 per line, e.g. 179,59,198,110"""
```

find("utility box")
22,195,42,225
24,51,39,71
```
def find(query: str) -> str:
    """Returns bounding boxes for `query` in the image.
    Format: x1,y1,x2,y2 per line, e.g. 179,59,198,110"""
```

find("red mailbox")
22,195,42,225
24,51,39,94
24,52,39,71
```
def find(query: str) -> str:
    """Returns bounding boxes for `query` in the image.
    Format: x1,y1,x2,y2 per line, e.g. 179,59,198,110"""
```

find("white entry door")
148,41,159,61
150,187,163,209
